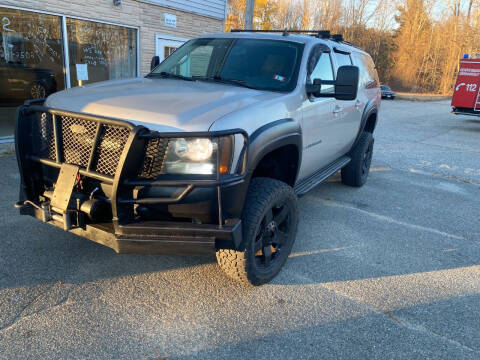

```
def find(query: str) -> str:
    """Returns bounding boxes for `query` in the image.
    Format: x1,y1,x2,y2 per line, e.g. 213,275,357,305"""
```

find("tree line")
226,0,480,94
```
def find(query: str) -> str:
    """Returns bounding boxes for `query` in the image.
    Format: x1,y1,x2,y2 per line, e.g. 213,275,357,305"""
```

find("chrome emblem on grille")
70,124,87,134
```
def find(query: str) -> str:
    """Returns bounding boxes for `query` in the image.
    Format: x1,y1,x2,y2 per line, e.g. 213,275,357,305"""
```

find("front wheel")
216,178,298,285
29,82,47,99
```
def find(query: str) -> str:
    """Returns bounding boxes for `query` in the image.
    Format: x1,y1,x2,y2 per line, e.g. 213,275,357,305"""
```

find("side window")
308,52,334,94
364,54,379,88
334,52,352,68
354,53,378,89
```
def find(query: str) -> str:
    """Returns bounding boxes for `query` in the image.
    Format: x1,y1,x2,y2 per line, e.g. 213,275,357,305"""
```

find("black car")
0,62,57,106
380,85,395,99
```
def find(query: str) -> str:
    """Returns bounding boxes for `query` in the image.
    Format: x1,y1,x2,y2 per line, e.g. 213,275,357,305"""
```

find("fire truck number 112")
456,83,478,92
466,84,477,92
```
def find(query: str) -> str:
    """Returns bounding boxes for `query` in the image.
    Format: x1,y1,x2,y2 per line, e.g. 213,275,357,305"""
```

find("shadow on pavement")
0,155,215,291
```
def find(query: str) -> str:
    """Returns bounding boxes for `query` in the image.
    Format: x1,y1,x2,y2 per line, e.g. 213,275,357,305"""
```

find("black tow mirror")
334,65,359,101
150,56,160,71
306,79,323,97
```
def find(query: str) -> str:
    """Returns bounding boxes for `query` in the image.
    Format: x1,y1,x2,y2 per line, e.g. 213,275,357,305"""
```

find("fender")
350,98,377,152
225,118,302,250
246,118,302,177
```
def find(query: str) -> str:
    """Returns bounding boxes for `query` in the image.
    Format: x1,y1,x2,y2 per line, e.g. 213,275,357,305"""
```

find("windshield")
149,38,304,92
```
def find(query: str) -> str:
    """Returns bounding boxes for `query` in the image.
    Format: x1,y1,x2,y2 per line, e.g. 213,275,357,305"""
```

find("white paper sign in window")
164,13,177,28
76,64,89,81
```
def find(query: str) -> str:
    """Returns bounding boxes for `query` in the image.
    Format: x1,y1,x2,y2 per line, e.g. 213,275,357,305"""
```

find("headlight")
163,136,233,175
174,138,214,161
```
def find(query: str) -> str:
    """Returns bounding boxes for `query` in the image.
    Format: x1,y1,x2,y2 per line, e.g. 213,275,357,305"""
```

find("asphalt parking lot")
0,99,479,359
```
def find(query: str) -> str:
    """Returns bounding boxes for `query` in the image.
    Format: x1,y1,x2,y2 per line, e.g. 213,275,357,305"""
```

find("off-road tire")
341,131,374,187
216,177,298,285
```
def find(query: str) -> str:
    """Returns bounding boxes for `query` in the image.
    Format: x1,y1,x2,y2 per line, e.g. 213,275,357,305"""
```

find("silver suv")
15,30,381,285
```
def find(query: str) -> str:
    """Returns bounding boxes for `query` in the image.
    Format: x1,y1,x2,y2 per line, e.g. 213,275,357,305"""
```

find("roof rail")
230,29,331,39
229,29,361,50
331,34,344,42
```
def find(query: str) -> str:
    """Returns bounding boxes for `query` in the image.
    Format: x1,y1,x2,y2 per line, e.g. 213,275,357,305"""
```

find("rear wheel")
216,177,298,285
341,131,374,187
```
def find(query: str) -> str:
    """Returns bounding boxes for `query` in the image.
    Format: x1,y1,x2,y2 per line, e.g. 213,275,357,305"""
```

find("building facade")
0,0,226,140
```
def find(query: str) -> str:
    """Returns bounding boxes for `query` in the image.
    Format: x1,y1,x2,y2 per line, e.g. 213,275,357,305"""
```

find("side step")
294,156,351,196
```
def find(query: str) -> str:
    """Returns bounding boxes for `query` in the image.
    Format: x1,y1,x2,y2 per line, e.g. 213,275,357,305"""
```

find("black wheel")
341,131,374,187
216,177,298,285
30,82,47,99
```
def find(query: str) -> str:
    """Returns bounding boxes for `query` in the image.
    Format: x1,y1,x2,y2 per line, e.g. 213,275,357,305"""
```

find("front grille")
35,112,56,161
93,125,131,176
61,116,98,168
33,112,131,177
139,138,169,179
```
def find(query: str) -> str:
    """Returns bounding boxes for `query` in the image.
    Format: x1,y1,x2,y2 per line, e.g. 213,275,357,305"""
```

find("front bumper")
17,201,242,255
15,103,249,255
452,107,480,117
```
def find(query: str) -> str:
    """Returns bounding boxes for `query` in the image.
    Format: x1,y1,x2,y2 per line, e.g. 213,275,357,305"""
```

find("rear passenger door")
331,49,362,154
352,52,380,115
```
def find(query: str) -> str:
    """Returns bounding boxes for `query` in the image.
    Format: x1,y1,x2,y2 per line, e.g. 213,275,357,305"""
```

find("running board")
294,156,351,196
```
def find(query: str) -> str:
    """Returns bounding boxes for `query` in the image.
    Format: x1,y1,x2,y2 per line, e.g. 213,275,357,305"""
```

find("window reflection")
0,8,138,139
0,8,64,138
67,19,137,87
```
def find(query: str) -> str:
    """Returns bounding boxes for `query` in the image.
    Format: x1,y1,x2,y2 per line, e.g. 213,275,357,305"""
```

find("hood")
45,77,281,132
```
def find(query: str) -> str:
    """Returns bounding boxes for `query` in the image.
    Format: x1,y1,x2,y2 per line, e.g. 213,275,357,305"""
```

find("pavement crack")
317,198,466,241
408,168,480,185
321,284,480,355
384,311,402,323
416,127,456,144
0,285,76,333
389,314,480,355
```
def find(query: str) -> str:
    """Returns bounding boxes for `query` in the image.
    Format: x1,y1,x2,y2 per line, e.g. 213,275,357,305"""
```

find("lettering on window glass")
2,16,14,32
67,18,137,85
1,16,62,64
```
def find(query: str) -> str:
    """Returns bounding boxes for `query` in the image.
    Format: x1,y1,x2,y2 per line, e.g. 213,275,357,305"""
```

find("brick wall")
0,0,224,75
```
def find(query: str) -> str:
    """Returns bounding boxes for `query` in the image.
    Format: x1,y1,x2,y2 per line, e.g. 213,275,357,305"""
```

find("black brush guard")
15,103,249,255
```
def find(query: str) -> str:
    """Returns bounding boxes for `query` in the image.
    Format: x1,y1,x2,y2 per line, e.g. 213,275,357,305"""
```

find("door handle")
333,106,342,114
355,100,362,109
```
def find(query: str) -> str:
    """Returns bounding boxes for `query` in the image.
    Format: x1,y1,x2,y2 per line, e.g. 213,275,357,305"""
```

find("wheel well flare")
252,145,298,186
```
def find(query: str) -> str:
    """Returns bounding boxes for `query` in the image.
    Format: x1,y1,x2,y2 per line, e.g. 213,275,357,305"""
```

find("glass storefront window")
67,18,137,87
0,7,138,139
0,8,64,138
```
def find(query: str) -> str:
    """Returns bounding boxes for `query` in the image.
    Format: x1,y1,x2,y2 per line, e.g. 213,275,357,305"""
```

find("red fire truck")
451,57,480,117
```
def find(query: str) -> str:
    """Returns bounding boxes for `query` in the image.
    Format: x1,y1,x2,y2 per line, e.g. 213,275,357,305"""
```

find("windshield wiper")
193,76,258,90
148,71,194,81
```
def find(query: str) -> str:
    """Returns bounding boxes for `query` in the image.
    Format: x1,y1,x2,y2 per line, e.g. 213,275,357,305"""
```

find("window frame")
306,44,335,96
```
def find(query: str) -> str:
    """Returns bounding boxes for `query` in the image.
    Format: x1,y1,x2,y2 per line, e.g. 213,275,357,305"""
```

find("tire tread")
216,177,297,285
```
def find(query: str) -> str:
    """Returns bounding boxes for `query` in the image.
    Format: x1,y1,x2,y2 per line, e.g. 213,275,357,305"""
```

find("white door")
155,35,188,62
